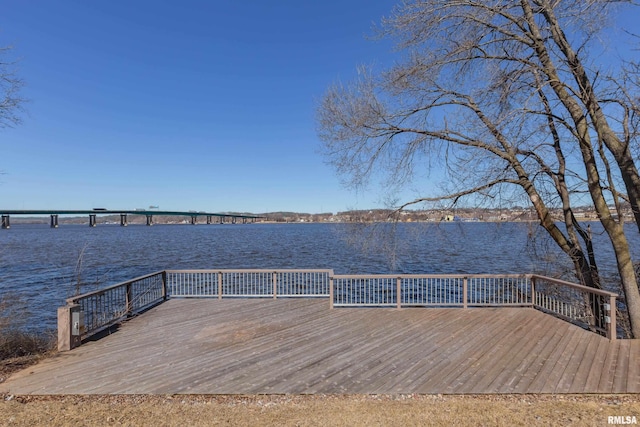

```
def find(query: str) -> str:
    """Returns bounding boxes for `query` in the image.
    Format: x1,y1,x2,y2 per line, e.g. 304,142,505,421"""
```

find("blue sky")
1,1,397,214
2,2,639,214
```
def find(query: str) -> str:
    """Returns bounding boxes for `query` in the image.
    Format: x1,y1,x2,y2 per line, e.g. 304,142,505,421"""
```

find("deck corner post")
329,277,334,309
463,277,468,309
57,303,81,352
396,277,402,309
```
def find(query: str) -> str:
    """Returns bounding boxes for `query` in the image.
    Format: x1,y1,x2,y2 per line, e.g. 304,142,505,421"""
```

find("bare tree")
317,0,640,337
0,44,25,130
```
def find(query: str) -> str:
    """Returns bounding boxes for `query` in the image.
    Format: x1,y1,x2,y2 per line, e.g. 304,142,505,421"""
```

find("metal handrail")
166,269,334,298
64,271,167,340
530,274,618,340
330,274,618,340
66,271,166,304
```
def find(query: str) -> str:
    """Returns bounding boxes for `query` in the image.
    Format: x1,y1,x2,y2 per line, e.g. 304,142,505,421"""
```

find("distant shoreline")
5,217,601,226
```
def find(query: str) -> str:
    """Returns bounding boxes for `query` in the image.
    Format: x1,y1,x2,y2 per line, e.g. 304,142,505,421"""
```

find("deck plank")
369,309,506,393
566,334,608,394
598,339,621,393
502,318,568,394
525,326,581,393
480,312,560,393
628,340,640,394
462,312,545,394
553,328,599,393
583,335,616,392
611,340,631,393
0,299,634,395
386,309,508,393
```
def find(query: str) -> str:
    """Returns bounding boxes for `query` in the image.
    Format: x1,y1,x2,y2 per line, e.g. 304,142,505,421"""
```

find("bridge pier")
232,217,237,224
191,216,197,225
1,215,9,229
89,214,97,227
120,214,128,226
146,215,153,226
206,215,212,225
50,214,59,228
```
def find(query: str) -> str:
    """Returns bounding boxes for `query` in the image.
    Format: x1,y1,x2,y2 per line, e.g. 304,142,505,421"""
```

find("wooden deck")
2,299,638,394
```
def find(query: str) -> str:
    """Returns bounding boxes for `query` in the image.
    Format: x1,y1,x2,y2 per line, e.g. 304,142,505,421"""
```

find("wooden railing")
57,270,619,350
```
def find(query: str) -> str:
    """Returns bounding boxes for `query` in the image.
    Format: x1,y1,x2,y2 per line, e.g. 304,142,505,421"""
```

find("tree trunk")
538,0,640,232
602,220,640,338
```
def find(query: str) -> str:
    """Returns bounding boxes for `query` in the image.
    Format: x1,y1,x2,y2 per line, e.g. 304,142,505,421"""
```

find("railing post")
161,271,168,301
329,276,334,309
217,271,223,300
396,277,402,309
530,275,536,307
57,303,82,352
463,277,468,309
273,271,278,299
125,282,133,317
608,295,617,341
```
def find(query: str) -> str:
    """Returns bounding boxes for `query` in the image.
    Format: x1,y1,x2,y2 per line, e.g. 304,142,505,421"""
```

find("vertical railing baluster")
273,271,277,299
329,276,334,309
608,295,617,341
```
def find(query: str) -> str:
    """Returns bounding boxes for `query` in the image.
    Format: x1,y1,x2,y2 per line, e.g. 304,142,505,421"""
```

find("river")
1,221,639,331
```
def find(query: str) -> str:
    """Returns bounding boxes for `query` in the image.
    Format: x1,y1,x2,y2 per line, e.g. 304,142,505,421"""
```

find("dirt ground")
1,393,639,426
2,357,639,426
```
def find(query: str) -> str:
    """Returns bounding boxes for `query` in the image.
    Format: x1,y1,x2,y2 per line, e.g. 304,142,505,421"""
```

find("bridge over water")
0,209,262,228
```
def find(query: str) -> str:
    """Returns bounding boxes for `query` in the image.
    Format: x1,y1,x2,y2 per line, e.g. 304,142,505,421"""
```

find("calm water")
1,221,639,330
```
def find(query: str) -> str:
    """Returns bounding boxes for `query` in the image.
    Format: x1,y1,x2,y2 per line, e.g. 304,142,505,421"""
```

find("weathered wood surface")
1,299,638,394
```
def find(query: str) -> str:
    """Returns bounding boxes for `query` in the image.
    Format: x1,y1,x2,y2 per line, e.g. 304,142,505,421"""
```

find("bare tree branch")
317,0,640,337
0,45,25,130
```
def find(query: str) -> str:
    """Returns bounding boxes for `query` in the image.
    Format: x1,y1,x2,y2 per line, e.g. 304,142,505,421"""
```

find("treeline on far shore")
6,205,623,226
262,205,612,224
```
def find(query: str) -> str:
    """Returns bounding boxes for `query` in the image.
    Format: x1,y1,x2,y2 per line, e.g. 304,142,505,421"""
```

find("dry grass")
0,293,57,387
0,292,56,361
1,393,639,426
0,330,56,361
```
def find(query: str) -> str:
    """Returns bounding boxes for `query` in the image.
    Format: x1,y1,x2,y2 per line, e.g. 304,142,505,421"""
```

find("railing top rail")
166,269,335,274
66,270,166,304
331,273,531,280
531,274,618,298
